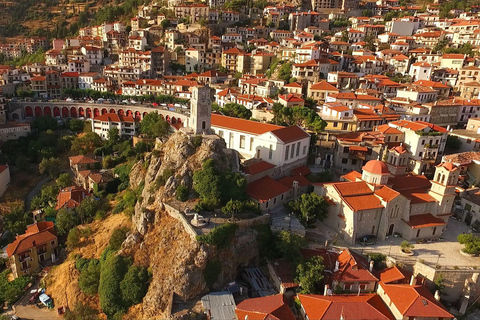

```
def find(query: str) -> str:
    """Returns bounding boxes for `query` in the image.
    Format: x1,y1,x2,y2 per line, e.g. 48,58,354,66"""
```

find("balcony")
424,144,439,149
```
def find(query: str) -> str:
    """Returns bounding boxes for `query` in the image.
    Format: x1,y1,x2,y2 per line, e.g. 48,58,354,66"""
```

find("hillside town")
2,0,480,319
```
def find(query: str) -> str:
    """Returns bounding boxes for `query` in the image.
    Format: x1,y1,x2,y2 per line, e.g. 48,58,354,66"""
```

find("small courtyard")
313,217,479,268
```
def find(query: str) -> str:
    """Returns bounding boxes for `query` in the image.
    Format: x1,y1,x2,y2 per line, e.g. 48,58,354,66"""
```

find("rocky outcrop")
131,131,232,235
125,130,261,317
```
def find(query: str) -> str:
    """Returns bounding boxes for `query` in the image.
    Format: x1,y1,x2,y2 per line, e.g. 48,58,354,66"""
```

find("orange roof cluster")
69,155,98,165
335,249,379,283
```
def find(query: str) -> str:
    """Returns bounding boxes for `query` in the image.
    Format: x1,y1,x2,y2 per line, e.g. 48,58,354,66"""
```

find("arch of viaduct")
9,102,189,125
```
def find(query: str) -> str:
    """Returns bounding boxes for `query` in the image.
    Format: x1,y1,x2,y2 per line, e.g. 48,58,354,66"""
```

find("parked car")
357,235,378,246
39,293,54,309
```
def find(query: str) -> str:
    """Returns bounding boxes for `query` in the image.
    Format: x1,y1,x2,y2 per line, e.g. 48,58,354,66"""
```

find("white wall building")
91,113,139,139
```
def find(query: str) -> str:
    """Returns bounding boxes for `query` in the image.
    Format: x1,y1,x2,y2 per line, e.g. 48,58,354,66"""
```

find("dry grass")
44,213,131,313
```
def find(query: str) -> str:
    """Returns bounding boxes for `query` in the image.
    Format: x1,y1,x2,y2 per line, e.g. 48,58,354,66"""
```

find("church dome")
363,160,390,175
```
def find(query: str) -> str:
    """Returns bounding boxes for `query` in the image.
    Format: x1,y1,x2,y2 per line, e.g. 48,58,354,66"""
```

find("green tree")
66,227,81,249
71,132,103,155
56,208,80,236
64,302,99,320
68,119,85,133
56,173,73,188
295,256,325,294
120,265,150,305
278,62,293,82
99,254,130,317
109,227,128,251
1,206,32,243
176,184,189,202
275,230,307,263
107,127,120,146
77,196,101,224
31,116,57,131
458,233,480,254
78,260,101,296
288,193,329,226
161,19,171,29
446,135,462,151
140,112,170,138
39,157,62,178
222,103,252,119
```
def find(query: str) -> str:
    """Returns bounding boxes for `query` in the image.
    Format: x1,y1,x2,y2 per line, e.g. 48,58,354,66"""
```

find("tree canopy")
295,256,325,294
272,103,327,133
288,193,329,226
140,112,170,138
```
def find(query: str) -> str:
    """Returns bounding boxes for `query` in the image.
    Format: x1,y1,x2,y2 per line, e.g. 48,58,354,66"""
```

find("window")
250,137,254,151
351,159,357,165
273,197,277,204
416,229,420,237
296,142,300,157
419,152,423,157
343,146,349,153
358,212,363,221
333,122,338,127
421,139,425,145
342,158,348,164
240,135,245,149
285,145,290,160
290,144,295,158
218,130,224,138
467,139,472,144
229,133,234,147
303,145,307,154
269,145,273,159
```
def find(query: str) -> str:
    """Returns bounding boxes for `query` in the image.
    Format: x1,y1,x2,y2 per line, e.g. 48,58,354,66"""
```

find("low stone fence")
236,214,270,229
163,203,198,240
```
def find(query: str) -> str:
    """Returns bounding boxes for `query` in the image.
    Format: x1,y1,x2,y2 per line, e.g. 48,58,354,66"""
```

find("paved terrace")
314,217,479,268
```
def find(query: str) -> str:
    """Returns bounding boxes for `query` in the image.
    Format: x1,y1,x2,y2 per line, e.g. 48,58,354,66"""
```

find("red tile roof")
242,161,276,175
247,176,290,202
211,114,283,135
404,213,446,229
341,170,362,182
55,186,88,210
334,249,378,283
298,294,395,320
270,125,310,143
279,94,304,103
379,283,453,318
377,266,412,284
6,222,57,257
291,165,310,176
69,155,98,165
363,160,390,174
235,294,295,320
93,113,135,122
278,175,311,188
269,259,298,289
375,186,400,202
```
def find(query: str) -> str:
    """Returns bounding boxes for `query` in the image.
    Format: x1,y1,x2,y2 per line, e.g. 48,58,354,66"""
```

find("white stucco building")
91,113,139,139
210,114,311,168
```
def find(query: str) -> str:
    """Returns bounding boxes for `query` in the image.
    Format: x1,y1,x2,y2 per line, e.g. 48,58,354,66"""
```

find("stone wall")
163,203,198,239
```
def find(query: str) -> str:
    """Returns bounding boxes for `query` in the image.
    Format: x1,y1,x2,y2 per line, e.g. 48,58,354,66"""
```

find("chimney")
434,290,441,301
369,260,374,272
324,284,330,296
410,275,416,286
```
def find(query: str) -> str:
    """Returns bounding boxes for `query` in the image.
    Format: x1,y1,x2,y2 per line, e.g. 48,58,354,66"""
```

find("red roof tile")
404,213,446,229
55,186,88,210
6,222,56,257
375,186,400,202
379,283,453,318
298,294,395,320
211,114,283,135
270,125,310,143
334,249,378,283
236,294,295,320
93,113,135,122
377,266,412,284
341,170,362,182
69,155,98,165
242,161,276,175
247,176,290,202
278,175,311,188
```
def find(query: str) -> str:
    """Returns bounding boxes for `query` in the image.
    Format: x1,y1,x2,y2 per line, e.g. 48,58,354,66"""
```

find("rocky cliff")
124,131,260,318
